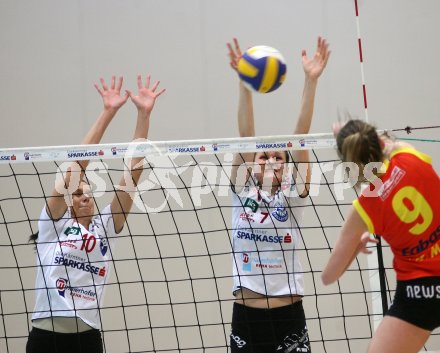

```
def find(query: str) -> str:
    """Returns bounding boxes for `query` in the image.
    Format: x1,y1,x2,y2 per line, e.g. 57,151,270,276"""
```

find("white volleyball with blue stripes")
237,45,287,93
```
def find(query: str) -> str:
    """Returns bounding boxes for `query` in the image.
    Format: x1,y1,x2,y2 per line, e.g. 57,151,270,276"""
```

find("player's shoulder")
390,144,432,165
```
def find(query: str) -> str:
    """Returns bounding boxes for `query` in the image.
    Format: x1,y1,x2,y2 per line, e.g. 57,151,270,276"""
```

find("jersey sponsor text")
54,256,106,277
236,230,291,244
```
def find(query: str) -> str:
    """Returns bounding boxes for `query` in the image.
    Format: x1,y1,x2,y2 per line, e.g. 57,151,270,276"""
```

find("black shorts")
230,301,311,353
386,276,440,331
26,327,103,353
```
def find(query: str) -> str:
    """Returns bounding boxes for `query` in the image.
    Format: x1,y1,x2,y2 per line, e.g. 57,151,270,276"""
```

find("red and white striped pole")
354,0,369,122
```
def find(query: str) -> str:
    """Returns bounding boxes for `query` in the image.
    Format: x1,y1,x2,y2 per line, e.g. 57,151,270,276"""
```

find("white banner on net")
0,133,336,164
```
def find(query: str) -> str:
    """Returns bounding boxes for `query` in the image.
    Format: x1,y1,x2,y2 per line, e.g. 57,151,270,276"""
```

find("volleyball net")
0,132,438,353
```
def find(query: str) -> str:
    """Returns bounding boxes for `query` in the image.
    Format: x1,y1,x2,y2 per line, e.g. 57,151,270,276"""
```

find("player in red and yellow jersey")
321,119,440,353
354,148,440,280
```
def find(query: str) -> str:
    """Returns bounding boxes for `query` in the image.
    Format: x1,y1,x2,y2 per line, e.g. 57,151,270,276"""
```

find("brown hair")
336,119,384,182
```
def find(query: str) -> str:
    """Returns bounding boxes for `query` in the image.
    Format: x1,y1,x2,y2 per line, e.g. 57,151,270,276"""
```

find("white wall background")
0,1,439,352
0,1,439,155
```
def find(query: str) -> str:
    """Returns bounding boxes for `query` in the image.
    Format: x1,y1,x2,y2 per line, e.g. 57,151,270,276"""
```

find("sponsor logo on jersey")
244,198,259,212
256,262,282,269
56,278,68,297
242,253,251,271
236,230,292,244
271,201,288,222
239,212,255,222
55,252,87,266
54,257,106,277
69,287,97,302
100,238,108,256
402,225,440,257
378,166,406,200
64,226,81,236
240,253,284,270
60,239,79,250
55,278,97,301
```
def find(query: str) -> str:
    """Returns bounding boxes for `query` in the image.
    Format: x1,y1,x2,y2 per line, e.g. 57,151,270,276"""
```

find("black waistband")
233,300,304,323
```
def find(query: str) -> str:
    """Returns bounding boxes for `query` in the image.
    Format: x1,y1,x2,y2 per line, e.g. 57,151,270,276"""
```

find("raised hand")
94,76,130,110
128,75,166,115
302,37,331,80
227,38,243,72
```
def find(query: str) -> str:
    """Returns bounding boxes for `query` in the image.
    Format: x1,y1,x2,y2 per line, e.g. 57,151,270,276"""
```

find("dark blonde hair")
336,119,384,182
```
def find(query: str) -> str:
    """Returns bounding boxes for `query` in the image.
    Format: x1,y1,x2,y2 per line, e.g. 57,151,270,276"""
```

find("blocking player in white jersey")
26,75,165,353
227,37,330,353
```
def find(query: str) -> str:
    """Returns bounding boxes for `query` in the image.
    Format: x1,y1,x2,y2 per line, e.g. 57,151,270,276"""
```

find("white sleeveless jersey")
32,205,116,330
232,178,306,296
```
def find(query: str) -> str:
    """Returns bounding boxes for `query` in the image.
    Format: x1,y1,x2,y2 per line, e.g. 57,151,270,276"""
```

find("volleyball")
237,45,287,93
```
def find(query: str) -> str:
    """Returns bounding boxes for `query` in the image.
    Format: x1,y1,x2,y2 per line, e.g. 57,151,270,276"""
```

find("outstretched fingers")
227,43,237,69
115,76,124,92
144,75,151,89
139,74,165,96
301,49,308,60
129,74,166,114
317,37,331,67
137,74,143,90
94,82,104,96
94,75,130,110
316,36,322,53
233,37,242,57
150,79,160,92
100,77,109,91
150,78,166,97
155,87,166,97
302,36,331,79
137,74,163,93
227,37,243,70
122,89,130,103
96,76,125,93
